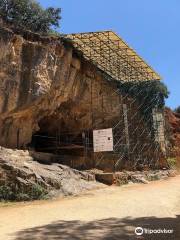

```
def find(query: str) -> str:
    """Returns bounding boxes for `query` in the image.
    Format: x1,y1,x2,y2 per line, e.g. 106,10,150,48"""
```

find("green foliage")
0,184,48,202
15,193,31,201
116,80,169,116
0,0,61,34
0,185,14,200
30,184,47,200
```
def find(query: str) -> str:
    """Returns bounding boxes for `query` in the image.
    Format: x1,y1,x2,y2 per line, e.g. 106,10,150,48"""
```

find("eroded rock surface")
89,169,177,185
165,107,180,157
0,24,168,170
0,147,102,198
0,25,83,147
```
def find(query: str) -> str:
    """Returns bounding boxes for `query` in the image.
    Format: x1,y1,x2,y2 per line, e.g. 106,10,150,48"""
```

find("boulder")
0,147,102,200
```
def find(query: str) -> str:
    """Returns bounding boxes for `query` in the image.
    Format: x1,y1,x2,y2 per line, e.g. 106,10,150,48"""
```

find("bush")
0,185,14,200
115,80,169,119
30,184,47,200
16,193,31,201
0,0,61,34
116,80,169,109
0,184,48,202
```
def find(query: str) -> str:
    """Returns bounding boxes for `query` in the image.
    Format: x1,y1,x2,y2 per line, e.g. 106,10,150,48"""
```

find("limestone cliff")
0,26,93,148
0,25,128,149
0,25,167,171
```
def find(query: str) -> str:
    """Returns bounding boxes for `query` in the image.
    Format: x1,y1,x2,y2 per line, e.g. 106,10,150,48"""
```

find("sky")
38,0,180,109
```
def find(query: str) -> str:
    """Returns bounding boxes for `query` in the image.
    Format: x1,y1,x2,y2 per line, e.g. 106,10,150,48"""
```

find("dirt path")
0,176,180,240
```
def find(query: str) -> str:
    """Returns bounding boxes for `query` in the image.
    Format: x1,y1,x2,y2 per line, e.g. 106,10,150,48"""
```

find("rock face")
165,108,180,157
0,25,83,148
0,147,100,199
0,24,167,171
0,25,123,148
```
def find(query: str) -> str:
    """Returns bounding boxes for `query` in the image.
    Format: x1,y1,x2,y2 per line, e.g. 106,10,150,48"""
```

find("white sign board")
93,128,113,152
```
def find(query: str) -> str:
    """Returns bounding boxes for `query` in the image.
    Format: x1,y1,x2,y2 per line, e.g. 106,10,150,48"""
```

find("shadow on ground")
14,215,180,240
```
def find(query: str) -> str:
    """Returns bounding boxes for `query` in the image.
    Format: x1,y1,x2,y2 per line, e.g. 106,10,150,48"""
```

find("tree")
0,0,61,34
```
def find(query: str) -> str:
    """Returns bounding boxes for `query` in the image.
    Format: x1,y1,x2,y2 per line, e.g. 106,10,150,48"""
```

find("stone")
95,173,115,185
0,147,102,198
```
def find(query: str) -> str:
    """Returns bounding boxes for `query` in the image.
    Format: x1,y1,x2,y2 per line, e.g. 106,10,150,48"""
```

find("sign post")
93,128,113,152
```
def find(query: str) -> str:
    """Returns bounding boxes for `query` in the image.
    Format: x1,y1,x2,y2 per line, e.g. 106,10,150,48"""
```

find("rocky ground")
115,169,177,185
88,168,177,185
0,146,178,202
0,147,102,201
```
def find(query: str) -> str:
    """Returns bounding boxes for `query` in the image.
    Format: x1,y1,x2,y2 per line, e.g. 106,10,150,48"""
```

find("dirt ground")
0,176,180,240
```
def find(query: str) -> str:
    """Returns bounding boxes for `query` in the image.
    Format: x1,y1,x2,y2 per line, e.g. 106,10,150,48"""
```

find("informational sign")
93,128,113,152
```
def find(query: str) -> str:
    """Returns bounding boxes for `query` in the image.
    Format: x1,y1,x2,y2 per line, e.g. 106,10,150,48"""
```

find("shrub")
30,184,48,200
116,80,169,110
0,183,48,201
0,185,14,200
16,193,31,201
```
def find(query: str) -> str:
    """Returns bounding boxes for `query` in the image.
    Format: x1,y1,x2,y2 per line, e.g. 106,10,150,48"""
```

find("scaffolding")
62,31,161,82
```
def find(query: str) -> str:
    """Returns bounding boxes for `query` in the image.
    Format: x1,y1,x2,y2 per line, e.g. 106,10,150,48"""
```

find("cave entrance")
31,117,93,153
31,130,92,156
29,116,94,169
30,130,93,169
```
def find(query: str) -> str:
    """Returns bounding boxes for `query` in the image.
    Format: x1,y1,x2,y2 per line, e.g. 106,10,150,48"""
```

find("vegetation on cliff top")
0,0,61,34
116,80,169,115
